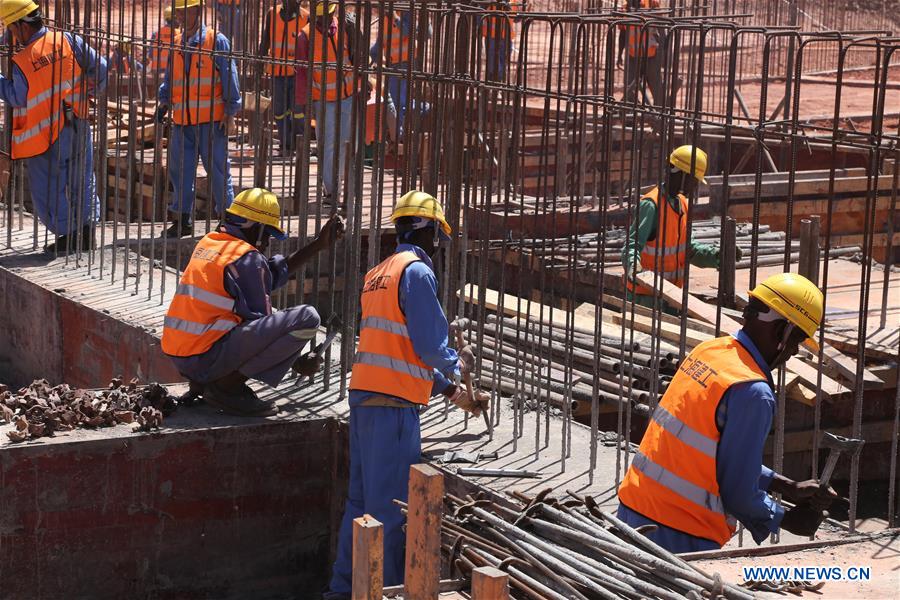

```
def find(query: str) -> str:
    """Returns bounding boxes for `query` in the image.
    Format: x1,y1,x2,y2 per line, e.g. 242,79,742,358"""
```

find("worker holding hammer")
617,272,839,552
325,191,487,599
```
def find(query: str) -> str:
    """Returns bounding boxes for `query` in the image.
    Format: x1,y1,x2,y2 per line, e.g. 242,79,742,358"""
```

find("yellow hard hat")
164,6,173,20
172,0,201,10
226,188,287,239
1,0,39,27
314,1,336,16
391,190,452,238
748,272,824,351
669,145,708,184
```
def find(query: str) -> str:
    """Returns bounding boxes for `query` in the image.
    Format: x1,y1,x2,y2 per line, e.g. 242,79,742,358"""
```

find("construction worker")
617,0,664,105
295,1,364,202
0,0,106,253
161,188,344,416
147,7,180,74
258,0,309,156
158,0,241,238
480,1,517,82
622,145,739,312
215,0,241,51
325,191,486,599
617,272,839,552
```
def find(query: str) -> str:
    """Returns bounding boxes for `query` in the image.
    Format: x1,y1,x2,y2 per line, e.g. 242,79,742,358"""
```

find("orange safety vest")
381,13,410,64
625,186,688,295
161,232,256,357
11,31,86,159
621,0,660,58
618,336,768,546
350,251,436,405
303,22,356,102
150,25,178,72
481,4,515,40
170,27,226,125
266,4,309,76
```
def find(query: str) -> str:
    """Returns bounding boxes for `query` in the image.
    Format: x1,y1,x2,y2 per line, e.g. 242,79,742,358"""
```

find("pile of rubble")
0,378,176,443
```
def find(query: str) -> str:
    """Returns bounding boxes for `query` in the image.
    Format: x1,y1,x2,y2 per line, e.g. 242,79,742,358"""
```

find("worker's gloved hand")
780,502,826,537
292,353,324,378
786,479,839,511
315,214,346,248
446,385,488,417
458,345,476,377
221,114,235,137
156,103,169,124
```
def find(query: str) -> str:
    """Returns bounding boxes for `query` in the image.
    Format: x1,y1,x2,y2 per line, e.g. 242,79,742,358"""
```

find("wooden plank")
352,515,384,600
472,567,510,600
404,464,443,600
606,310,713,349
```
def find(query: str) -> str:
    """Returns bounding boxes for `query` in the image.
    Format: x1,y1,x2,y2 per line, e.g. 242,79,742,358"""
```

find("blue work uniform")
617,329,786,552
327,243,460,595
168,223,320,387
0,27,106,237
158,25,241,222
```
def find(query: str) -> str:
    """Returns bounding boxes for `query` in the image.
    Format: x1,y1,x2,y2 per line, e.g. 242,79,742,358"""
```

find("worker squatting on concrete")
622,145,742,313
480,1,517,83
147,7,181,75
325,191,488,599
617,0,665,105
295,1,365,201
157,0,241,239
0,0,106,254
258,0,308,156
161,188,345,417
617,272,840,553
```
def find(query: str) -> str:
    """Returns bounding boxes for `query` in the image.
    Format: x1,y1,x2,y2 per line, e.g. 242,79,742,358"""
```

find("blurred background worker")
295,1,364,203
158,0,241,238
617,0,664,104
215,0,242,51
258,0,308,156
325,191,486,599
622,145,740,313
147,6,180,75
161,188,344,416
108,40,144,100
480,0,517,82
0,0,106,254
617,273,838,552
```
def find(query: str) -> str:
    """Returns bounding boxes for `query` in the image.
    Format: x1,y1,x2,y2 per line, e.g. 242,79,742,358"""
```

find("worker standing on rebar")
161,188,344,416
480,0,517,83
0,0,106,254
617,0,664,105
622,145,737,313
295,1,364,204
258,0,309,157
158,0,241,238
325,191,486,599
617,273,839,552
147,7,180,75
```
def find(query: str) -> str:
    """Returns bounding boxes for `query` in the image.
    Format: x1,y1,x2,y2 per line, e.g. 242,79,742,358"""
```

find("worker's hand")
780,502,826,537
292,352,324,378
446,385,488,417
785,479,839,511
627,261,643,283
458,345,476,377
156,103,169,124
314,214,346,249
221,114,235,137
616,56,624,69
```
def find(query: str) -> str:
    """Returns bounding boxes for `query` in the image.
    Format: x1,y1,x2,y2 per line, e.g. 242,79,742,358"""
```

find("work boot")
165,213,193,238
175,380,204,407
203,372,277,417
43,233,69,254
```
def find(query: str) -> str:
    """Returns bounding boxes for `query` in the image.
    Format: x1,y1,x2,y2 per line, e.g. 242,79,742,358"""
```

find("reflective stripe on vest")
170,27,226,125
350,251,436,405
266,5,308,76
161,232,256,357
382,14,410,64
11,31,84,159
150,25,178,71
625,186,688,296
303,22,356,102
618,336,768,546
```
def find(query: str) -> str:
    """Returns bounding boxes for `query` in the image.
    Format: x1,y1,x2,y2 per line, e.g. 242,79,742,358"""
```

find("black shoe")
165,218,193,239
175,380,204,407
203,380,277,417
43,234,69,254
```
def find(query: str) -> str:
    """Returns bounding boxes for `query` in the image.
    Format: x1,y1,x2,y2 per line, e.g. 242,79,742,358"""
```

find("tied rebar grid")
0,1,897,538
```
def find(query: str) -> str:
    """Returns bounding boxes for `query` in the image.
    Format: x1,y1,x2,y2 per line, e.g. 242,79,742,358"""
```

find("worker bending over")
0,0,106,253
623,145,737,313
158,0,240,238
161,188,343,416
147,7,180,75
295,1,364,203
325,191,486,599
617,273,838,552
258,0,308,156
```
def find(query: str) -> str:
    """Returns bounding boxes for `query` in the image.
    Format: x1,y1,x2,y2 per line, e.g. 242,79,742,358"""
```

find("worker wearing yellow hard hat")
0,0,105,254
618,271,836,553
327,191,485,597
623,144,740,313
161,188,344,416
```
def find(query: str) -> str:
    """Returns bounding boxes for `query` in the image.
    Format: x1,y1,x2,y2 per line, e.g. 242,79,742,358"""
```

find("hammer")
450,318,491,433
818,432,865,487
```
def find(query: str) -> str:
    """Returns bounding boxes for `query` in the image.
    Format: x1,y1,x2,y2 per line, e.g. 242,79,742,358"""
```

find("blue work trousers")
385,64,409,137
315,95,354,197
485,38,511,82
329,405,422,595
168,122,235,219
26,118,99,236
272,75,302,153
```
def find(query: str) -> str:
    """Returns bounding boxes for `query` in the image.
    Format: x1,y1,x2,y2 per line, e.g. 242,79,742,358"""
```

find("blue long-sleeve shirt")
158,24,241,116
0,27,108,109
369,11,431,64
618,329,785,552
218,223,289,322
349,243,459,408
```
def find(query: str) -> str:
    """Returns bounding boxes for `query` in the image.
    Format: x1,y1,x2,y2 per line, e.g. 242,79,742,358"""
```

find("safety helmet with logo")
669,145,708,184
748,272,824,351
164,6,173,20
313,1,336,16
172,0,201,10
226,188,288,240
1,0,39,27
391,190,452,241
